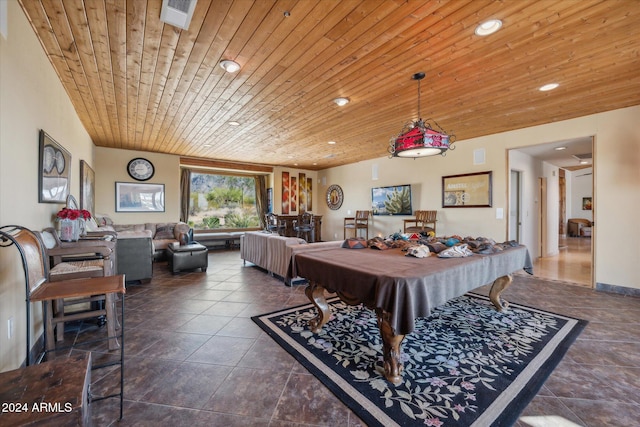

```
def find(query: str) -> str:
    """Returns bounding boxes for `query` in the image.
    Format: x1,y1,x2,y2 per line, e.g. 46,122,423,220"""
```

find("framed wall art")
582,197,592,210
442,171,492,208
38,130,71,203
115,182,165,212
282,171,290,214
80,160,95,214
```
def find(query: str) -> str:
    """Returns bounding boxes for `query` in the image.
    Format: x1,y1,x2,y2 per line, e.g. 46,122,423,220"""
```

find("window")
188,172,260,230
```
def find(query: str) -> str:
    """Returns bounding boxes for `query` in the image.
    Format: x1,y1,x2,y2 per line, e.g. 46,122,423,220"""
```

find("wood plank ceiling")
19,0,640,170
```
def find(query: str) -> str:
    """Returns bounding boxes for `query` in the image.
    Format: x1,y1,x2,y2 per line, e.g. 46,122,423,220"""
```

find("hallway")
530,236,592,286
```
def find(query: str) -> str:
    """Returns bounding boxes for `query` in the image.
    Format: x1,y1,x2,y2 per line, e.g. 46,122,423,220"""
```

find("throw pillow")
95,214,114,226
85,217,99,232
155,224,175,240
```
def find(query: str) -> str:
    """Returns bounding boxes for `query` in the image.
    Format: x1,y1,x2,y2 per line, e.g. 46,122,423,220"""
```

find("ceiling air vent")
572,153,592,160
160,0,197,30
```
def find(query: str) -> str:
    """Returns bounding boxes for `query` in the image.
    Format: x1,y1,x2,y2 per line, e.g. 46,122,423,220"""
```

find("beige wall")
317,106,640,291
94,147,181,223
0,1,95,371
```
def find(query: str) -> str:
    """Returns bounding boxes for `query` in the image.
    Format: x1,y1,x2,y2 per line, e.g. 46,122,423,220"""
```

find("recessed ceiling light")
328,141,336,145
228,121,240,126
580,160,589,165
475,19,502,36
219,59,241,73
539,83,559,91
555,146,567,151
333,97,350,106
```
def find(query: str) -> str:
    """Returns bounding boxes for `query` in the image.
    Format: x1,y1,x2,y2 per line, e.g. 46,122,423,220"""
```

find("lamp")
333,97,350,106
388,72,455,158
219,59,241,73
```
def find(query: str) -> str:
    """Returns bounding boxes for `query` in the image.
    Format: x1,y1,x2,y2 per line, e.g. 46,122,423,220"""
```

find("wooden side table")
0,353,91,426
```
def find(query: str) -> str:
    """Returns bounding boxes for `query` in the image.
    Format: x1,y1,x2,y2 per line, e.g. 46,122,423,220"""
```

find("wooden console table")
277,215,322,242
0,353,91,426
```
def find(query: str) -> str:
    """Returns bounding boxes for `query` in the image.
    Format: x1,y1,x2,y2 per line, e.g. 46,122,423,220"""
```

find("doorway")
509,170,521,242
508,137,594,287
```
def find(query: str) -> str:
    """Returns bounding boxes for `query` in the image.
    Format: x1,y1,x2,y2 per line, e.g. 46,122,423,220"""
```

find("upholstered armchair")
567,218,592,237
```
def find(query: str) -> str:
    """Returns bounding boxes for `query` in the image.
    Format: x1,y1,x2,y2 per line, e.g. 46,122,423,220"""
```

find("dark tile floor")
54,249,639,426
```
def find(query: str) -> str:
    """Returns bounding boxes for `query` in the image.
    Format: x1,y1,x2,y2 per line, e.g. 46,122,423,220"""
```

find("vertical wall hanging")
282,171,290,214
299,173,307,212
307,177,313,211
291,176,298,212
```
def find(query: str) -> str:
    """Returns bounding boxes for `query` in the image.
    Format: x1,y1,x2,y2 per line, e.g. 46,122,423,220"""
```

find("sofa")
91,217,191,282
109,222,191,260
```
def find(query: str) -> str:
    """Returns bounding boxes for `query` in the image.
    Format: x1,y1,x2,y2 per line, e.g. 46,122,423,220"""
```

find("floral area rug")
252,294,586,427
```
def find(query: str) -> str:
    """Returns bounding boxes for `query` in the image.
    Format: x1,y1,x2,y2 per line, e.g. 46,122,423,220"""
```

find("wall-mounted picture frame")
115,182,165,212
38,130,71,203
582,197,592,210
371,184,412,215
80,160,95,214
442,171,492,208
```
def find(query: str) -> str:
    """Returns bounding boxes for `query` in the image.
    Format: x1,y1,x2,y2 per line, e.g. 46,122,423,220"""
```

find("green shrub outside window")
188,173,260,230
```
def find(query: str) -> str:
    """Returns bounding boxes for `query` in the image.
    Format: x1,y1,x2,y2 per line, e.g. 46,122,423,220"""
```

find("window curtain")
255,175,268,229
180,168,191,223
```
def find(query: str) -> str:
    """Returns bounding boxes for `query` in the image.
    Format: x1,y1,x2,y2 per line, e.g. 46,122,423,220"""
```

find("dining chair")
293,211,315,242
265,213,286,235
343,210,371,239
403,210,437,235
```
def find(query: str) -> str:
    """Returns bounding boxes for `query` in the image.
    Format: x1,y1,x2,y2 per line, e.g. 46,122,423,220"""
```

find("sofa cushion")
154,224,175,240
116,229,153,239
173,222,190,239
153,238,177,251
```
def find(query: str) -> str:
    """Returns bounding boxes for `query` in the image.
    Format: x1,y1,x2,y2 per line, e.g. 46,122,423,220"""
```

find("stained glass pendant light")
389,72,455,158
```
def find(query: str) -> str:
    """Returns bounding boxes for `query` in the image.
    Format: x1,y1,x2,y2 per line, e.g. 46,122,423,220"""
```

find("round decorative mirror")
326,184,344,210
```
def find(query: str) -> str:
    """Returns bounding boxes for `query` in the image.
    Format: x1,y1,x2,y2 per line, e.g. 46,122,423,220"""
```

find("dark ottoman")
167,242,208,274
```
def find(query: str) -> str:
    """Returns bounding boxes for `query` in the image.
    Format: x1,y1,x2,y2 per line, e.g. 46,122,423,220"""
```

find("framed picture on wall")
38,130,71,203
115,182,165,212
582,197,592,210
80,160,95,214
442,171,492,208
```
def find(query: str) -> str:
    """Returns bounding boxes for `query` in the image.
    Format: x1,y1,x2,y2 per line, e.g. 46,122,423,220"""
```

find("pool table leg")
489,274,512,312
305,281,331,333
376,308,405,385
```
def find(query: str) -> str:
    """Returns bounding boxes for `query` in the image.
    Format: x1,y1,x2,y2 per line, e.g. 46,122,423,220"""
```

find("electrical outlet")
8,317,14,340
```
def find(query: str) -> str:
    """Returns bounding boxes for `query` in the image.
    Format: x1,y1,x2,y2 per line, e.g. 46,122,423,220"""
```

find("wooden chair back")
416,210,437,224
355,210,370,225
0,226,48,295
298,211,313,228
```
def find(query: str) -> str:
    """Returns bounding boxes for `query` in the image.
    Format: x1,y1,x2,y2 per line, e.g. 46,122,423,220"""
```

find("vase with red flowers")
57,208,91,241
